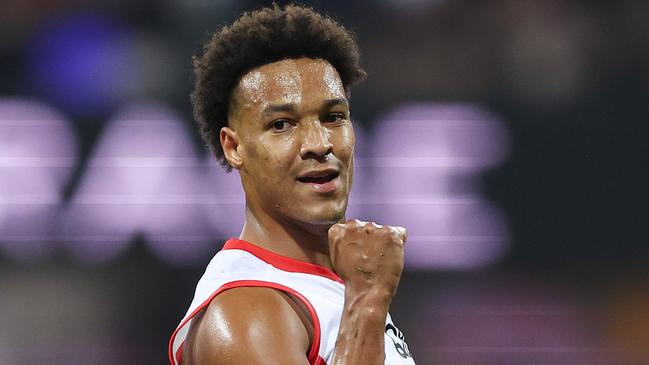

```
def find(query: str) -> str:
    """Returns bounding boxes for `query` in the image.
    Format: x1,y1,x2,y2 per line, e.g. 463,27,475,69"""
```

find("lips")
296,169,339,183
296,169,340,193
296,172,339,184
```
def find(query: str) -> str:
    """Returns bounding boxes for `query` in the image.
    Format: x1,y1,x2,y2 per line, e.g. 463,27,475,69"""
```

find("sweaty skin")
184,58,407,365
224,58,354,266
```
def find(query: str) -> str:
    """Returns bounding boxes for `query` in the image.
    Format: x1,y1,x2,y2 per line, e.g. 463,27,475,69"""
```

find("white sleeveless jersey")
169,238,415,365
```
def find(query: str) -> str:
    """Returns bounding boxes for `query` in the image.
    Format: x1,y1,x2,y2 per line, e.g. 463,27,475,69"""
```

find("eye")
271,119,290,131
323,112,346,124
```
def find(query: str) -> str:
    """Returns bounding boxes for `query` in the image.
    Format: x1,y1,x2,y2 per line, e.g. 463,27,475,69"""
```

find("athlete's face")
223,58,355,229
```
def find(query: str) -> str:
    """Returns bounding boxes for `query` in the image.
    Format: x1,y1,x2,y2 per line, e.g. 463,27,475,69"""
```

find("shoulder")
184,286,313,365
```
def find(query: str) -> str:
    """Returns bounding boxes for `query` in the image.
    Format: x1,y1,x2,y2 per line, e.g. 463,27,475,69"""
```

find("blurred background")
1,0,648,364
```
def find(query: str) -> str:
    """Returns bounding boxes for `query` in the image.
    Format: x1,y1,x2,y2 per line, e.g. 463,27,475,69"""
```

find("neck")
238,204,335,271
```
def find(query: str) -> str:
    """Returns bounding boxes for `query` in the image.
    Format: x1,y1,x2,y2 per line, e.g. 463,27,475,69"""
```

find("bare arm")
184,287,312,365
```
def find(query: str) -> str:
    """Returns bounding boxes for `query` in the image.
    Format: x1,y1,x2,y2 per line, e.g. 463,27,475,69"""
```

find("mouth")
296,170,340,193
296,172,339,184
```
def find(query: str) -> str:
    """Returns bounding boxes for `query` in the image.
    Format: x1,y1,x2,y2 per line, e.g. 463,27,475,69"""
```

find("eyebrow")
261,103,296,118
323,97,349,109
260,98,349,118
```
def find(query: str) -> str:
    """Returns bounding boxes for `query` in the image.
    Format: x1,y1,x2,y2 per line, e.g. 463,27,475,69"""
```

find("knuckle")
381,226,405,246
377,225,391,234
328,223,343,237
390,225,406,238
347,219,359,226
348,219,365,231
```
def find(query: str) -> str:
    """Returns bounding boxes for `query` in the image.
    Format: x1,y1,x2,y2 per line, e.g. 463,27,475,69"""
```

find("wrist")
344,286,392,313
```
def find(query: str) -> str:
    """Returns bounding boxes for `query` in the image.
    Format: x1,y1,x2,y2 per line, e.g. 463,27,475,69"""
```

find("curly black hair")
192,4,367,171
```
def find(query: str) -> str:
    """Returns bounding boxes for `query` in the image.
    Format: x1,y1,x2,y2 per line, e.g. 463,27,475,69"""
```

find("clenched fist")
328,219,407,303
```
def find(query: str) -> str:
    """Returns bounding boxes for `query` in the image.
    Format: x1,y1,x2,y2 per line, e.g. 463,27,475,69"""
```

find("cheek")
335,126,355,161
254,136,298,179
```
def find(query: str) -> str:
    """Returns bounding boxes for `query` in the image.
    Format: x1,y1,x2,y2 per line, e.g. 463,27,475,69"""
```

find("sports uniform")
169,238,415,365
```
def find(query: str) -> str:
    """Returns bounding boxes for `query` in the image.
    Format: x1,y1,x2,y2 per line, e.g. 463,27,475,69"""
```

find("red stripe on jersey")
168,280,322,365
222,238,344,284
175,342,183,364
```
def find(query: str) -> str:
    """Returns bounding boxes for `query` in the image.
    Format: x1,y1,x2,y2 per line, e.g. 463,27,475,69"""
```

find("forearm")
330,291,390,365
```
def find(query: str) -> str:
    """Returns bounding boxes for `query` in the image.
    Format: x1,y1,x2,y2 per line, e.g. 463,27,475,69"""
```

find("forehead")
233,58,346,107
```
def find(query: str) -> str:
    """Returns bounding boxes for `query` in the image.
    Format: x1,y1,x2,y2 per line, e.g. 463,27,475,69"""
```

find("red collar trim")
222,238,344,284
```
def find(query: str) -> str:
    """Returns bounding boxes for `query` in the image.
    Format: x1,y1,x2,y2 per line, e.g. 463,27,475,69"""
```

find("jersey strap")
168,279,324,365
222,238,344,283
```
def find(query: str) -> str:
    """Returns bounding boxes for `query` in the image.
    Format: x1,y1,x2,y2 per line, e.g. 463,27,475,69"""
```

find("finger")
347,219,366,229
392,226,407,244
328,222,345,238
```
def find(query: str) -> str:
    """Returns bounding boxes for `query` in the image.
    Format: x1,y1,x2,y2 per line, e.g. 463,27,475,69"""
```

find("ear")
220,126,243,170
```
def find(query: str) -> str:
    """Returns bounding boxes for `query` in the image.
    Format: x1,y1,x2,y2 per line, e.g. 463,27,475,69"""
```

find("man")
169,5,415,365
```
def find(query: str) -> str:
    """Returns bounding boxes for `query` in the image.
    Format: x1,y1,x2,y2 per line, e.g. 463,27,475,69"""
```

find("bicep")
188,287,312,365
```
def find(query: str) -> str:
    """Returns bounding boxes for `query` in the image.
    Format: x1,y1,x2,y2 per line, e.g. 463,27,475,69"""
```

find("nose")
300,120,334,160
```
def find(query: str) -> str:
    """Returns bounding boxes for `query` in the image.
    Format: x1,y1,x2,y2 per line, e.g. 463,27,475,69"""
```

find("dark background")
1,1,648,364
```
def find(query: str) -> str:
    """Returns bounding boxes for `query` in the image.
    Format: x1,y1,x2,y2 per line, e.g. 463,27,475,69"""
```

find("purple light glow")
202,157,246,239
345,122,370,220
60,102,212,265
368,103,511,269
372,103,510,170
409,281,610,364
0,99,78,262
1,99,513,269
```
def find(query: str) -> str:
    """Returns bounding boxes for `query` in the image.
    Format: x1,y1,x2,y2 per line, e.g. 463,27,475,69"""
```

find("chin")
297,203,347,226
